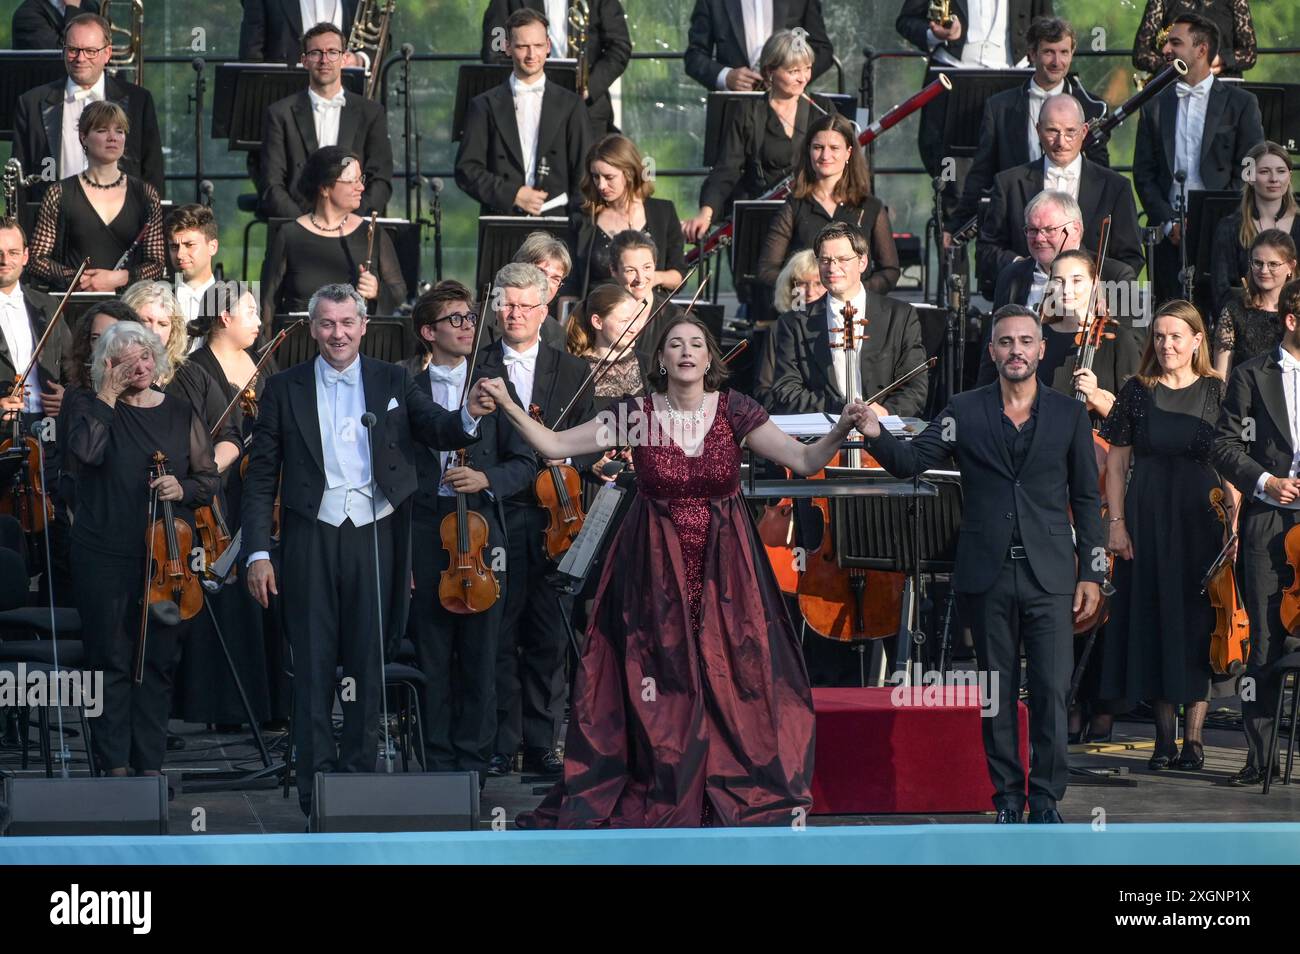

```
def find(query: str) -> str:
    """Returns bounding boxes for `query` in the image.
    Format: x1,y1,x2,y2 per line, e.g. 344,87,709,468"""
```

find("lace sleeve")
1214,297,1240,356
128,181,166,283
1228,0,1257,72
376,227,407,315
26,183,76,289
1132,0,1167,74
1098,378,1140,447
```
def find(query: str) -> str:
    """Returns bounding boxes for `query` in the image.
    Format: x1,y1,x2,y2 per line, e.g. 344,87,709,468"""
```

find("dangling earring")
704,363,711,372
658,363,666,375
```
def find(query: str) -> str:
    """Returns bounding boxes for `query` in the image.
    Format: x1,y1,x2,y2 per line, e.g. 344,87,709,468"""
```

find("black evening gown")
1099,376,1224,703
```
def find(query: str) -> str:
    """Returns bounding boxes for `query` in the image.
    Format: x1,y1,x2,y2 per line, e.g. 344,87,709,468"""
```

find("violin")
529,403,585,560
137,451,204,681
1282,523,1300,638
437,447,501,614
1071,215,1118,497
1205,488,1249,675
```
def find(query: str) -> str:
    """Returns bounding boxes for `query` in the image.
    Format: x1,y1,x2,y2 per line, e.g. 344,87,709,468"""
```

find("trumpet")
102,0,144,86
928,0,954,29
347,0,396,100
567,0,591,96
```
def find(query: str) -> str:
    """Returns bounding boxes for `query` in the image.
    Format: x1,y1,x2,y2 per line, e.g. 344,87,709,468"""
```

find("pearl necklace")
310,212,347,234
664,393,707,425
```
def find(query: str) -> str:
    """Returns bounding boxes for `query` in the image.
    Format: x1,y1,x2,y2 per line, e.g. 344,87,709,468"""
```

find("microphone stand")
1142,225,1162,327
944,215,979,401
400,43,415,223
929,176,944,306
430,177,444,284
32,420,69,777
190,58,207,206
1175,170,1192,302
360,411,394,774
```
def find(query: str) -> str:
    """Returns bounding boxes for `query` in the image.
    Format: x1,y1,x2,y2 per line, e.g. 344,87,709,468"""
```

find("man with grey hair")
977,93,1143,299
242,282,493,817
509,230,572,350
475,262,596,779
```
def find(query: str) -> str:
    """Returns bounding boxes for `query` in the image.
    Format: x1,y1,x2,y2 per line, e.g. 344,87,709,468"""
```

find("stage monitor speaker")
2,776,168,836
310,772,480,832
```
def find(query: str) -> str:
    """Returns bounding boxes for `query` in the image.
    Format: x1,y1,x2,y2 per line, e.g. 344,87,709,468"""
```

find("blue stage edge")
3,823,1300,864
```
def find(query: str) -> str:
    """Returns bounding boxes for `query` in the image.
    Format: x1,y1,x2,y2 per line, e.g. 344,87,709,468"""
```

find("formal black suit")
454,78,591,216
410,365,535,776
1213,350,1300,777
1,285,70,396
896,0,1053,180
256,89,394,220
475,338,596,762
480,0,631,137
238,0,359,64
12,0,100,49
948,76,1110,232
684,0,833,90
763,292,929,417
976,157,1144,299
866,382,1105,813
12,73,164,201
1133,77,1265,304
241,355,477,813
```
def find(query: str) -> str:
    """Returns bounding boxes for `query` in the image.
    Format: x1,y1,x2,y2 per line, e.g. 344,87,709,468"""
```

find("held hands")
470,376,508,417
247,559,278,609
514,186,548,215
1265,476,1300,505
853,402,882,440
78,268,128,292
356,266,379,300
1072,580,1101,624
443,466,489,494
838,400,874,438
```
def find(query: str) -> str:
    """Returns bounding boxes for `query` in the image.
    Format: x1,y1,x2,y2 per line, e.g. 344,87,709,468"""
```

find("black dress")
261,220,407,328
756,195,901,293
1209,213,1300,318
569,196,687,297
1099,376,1223,703
27,175,166,291
1215,289,1281,369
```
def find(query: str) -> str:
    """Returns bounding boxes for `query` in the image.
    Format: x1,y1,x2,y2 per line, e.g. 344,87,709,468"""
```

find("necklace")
310,212,347,233
664,393,707,425
81,170,125,189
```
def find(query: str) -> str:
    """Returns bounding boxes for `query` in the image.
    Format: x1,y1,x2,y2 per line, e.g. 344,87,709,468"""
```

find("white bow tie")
1176,82,1208,100
322,363,359,387
428,364,466,386
1028,84,1052,101
314,93,346,111
515,83,545,98
1046,164,1077,181
68,86,99,104
503,352,537,371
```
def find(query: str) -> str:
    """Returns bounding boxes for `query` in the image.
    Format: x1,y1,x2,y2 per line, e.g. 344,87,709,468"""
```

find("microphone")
191,56,205,73
429,177,444,195
360,410,393,772
1174,170,1187,183
600,460,625,477
401,43,415,60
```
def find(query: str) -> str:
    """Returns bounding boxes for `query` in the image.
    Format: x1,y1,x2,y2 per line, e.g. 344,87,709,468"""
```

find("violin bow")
459,290,494,409
14,258,89,396
209,318,306,440
864,357,938,407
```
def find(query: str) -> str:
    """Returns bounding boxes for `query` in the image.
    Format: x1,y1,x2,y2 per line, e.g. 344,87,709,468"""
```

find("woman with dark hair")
756,113,899,300
27,101,166,293
474,317,871,828
1210,142,1300,317
570,134,686,297
260,146,406,329
1213,229,1297,378
1101,300,1232,771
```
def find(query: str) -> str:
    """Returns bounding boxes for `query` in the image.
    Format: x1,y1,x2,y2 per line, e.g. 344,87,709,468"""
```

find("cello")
1204,488,1249,675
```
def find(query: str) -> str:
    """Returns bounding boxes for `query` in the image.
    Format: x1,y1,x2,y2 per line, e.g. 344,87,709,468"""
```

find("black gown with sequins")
1099,376,1224,703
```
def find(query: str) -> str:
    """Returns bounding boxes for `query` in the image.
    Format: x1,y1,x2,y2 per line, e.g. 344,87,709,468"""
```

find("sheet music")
539,192,569,214
555,482,626,582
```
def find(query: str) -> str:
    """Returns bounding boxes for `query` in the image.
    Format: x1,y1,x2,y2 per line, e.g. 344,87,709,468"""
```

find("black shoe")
521,747,563,776
994,807,1022,823
165,733,186,751
1027,808,1063,823
1230,764,1282,785
1148,747,1177,770
486,753,512,778
1174,741,1205,771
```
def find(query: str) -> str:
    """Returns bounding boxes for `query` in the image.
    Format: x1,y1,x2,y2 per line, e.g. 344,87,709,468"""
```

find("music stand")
730,199,783,322
1232,82,1300,153
670,300,723,342
933,68,1032,159
475,215,570,291
1186,189,1239,316
0,52,66,142
64,292,114,327
211,63,366,148
452,61,579,143
359,318,416,363
273,315,317,365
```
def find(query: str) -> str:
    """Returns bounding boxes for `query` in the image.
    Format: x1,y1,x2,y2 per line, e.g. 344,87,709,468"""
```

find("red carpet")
810,687,1030,815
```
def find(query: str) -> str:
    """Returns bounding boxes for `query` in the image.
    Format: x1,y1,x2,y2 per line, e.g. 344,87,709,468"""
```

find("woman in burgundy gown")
475,316,868,827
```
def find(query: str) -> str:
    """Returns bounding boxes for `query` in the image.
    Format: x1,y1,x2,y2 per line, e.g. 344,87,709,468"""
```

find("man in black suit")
408,281,535,780
12,13,163,200
764,222,928,417
1133,13,1265,306
256,22,394,220
0,218,68,419
243,283,487,815
1212,279,1300,787
896,0,1053,193
475,262,595,778
480,0,631,137
988,190,1085,311
455,8,591,218
947,15,1108,244
977,94,1143,299
858,305,1105,823
238,0,360,65
12,0,99,49
684,0,833,91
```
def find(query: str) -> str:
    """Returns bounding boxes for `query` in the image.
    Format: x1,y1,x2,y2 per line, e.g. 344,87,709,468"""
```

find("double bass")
1204,488,1249,675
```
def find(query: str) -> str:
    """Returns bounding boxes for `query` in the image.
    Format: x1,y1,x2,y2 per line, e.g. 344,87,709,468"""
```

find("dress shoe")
1229,764,1282,786
1027,808,1063,823
521,747,564,776
1148,747,1177,770
486,753,512,777
994,808,1022,823
1174,741,1205,771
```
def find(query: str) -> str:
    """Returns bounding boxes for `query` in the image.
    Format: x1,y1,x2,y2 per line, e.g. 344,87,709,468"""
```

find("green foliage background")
2,0,1296,291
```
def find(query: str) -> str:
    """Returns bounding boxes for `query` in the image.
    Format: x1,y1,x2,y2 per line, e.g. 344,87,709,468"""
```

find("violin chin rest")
148,601,181,627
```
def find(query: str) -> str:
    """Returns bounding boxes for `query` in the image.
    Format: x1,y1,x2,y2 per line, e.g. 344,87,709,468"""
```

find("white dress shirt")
510,73,546,187
716,0,771,89
299,0,342,31
1253,347,1300,510
427,361,467,497
1025,265,1051,311
545,0,569,56
931,0,1009,69
59,73,106,181
313,355,393,527
1043,152,1083,200
178,276,216,354
502,339,540,409
0,286,39,414
1027,78,1065,162
1169,74,1214,216
825,286,869,403
308,87,346,148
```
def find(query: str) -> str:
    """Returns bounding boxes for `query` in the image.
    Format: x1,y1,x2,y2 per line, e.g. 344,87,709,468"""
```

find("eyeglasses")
435,312,478,328
1041,127,1082,141
1251,259,1290,272
497,302,544,315
817,254,860,269
335,175,366,188
64,44,109,59
1024,223,1070,239
304,49,344,62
